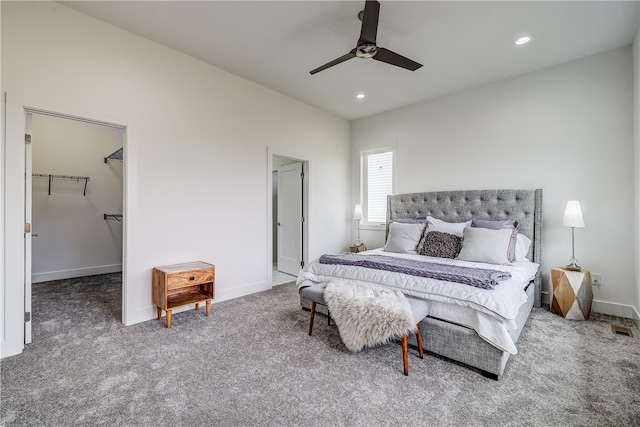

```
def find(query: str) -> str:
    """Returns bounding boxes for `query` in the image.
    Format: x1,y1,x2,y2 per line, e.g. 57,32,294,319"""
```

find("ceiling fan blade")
310,50,357,75
358,0,380,45
373,47,423,71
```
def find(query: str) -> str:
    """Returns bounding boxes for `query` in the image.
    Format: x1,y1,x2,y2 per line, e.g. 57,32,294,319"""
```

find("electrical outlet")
592,273,602,286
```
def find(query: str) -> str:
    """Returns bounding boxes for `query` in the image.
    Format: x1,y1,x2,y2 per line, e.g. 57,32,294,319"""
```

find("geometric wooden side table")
550,267,592,320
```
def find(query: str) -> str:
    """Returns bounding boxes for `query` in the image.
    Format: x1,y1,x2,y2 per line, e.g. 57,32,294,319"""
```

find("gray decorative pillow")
427,216,471,237
457,227,513,265
383,222,426,254
395,218,428,250
419,231,462,259
471,219,520,262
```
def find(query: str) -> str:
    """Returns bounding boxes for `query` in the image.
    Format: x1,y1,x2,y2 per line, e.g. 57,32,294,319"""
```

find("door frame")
267,147,309,286
24,113,33,344
24,109,127,344
2,94,133,357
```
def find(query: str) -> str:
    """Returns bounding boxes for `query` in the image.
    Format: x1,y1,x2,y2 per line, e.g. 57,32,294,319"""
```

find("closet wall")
31,114,124,283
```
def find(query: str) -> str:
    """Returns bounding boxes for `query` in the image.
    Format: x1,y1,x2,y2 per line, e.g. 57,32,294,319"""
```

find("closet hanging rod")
104,147,123,164
32,173,90,196
103,214,123,222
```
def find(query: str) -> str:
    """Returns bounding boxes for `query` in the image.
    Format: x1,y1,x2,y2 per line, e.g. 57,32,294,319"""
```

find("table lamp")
354,204,364,246
562,200,585,271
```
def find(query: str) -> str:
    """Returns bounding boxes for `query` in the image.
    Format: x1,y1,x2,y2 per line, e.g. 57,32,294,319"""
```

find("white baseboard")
135,280,270,324
32,264,122,283
632,306,640,331
542,291,639,320
591,299,639,319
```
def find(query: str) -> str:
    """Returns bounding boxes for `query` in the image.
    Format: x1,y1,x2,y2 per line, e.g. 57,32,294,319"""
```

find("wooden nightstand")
349,243,367,253
550,267,592,320
152,261,215,328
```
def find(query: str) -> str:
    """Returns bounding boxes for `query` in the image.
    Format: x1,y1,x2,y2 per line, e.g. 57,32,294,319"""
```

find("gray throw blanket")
319,253,511,290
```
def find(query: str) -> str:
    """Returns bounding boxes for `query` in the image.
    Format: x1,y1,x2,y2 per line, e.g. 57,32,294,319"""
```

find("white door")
277,162,303,276
24,112,33,344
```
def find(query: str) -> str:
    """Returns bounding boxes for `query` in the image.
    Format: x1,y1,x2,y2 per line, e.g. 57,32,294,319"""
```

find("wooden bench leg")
415,323,424,359
205,300,211,317
402,334,409,376
156,307,162,321
195,302,200,311
309,301,317,335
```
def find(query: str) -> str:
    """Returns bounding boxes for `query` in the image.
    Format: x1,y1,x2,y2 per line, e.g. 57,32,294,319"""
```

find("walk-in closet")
29,113,124,339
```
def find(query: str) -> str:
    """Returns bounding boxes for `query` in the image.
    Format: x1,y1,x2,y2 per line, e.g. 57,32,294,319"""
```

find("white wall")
31,114,123,282
351,47,635,318
1,1,350,357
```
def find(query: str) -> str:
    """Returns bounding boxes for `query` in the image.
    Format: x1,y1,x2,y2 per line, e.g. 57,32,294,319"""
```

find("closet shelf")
104,214,123,223
104,147,123,164
32,173,90,196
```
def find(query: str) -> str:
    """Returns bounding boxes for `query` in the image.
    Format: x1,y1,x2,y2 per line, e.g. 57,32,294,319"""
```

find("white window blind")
364,150,393,224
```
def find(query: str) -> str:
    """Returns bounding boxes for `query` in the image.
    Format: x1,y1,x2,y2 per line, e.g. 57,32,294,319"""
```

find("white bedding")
297,248,539,354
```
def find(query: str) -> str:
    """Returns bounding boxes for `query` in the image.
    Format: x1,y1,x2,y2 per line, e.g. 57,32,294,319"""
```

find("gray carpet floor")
1,273,639,426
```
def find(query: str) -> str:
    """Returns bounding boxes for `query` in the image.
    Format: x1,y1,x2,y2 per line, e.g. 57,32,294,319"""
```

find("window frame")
356,143,397,230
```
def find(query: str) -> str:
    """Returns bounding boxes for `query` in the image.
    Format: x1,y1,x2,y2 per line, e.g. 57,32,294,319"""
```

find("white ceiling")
60,1,639,121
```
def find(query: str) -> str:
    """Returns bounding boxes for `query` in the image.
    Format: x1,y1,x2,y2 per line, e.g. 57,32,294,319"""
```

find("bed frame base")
300,282,534,379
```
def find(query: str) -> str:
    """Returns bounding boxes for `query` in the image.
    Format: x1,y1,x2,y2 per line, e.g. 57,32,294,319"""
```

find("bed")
298,189,542,379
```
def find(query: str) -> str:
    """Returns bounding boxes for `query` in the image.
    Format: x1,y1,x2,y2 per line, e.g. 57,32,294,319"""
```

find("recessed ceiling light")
515,36,531,46
356,93,366,99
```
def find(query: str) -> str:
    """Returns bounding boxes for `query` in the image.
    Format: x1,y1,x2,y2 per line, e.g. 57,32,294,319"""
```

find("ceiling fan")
310,0,423,75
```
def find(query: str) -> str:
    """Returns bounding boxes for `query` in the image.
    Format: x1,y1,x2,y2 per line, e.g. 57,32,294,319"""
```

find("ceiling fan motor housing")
356,43,378,58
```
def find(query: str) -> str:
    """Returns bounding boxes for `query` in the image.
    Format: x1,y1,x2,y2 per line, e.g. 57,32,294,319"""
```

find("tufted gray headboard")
386,189,542,306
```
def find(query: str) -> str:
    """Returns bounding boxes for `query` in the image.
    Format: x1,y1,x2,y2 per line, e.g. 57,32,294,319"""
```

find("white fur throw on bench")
324,280,416,352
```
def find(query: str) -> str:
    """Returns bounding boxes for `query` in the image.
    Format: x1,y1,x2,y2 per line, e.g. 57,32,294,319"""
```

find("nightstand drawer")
167,269,214,289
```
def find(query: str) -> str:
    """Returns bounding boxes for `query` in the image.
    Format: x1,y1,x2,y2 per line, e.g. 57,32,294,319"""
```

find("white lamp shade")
562,200,585,228
353,204,364,221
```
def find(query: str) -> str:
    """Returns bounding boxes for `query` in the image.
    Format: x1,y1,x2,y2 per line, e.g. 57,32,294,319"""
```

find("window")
361,148,393,225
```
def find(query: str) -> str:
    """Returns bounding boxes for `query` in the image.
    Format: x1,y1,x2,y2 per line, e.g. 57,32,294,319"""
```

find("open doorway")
272,155,306,286
26,111,125,343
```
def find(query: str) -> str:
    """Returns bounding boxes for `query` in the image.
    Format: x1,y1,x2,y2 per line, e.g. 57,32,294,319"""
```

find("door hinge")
299,216,304,223
300,172,304,179
25,312,31,322
24,223,31,233
300,261,305,268
25,134,32,144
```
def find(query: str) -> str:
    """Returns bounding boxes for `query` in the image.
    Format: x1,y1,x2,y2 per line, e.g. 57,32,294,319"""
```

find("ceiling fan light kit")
310,0,423,75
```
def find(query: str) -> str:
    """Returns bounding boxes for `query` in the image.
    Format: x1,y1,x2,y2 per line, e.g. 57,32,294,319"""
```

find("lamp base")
565,260,582,272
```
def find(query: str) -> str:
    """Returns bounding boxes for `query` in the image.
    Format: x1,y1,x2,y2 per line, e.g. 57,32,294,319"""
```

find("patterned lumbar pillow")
419,230,462,259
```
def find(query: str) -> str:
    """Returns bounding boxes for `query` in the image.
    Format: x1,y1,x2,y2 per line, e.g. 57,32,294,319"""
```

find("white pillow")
383,222,426,254
515,234,532,261
427,216,471,237
457,227,513,265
